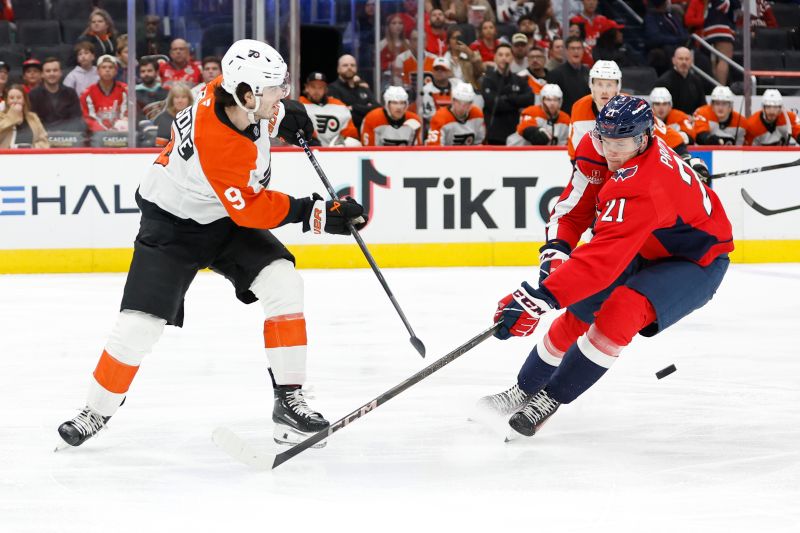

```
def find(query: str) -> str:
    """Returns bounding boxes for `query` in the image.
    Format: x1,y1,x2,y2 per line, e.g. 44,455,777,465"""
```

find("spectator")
546,36,590,115
77,8,117,57
22,59,43,94
421,56,455,121
570,0,612,50
393,30,436,89
80,55,128,134
327,54,380,130
644,0,689,75
443,26,485,90
654,47,707,115
137,14,169,57
353,0,377,69
745,89,800,146
28,58,84,131
545,37,565,70
153,82,193,146
191,56,222,99
470,20,502,64
426,8,449,56
567,20,594,67
426,82,485,145
135,57,168,118
0,61,8,112
159,38,202,90
552,0,583,22
0,0,13,22
509,33,530,74
517,46,548,94
497,0,534,24
360,86,422,146
299,72,360,146
510,83,570,145
395,0,421,37
517,13,536,40
115,35,129,83
736,0,777,30
592,20,638,67
64,42,99,98
379,14,411,72
649,86,695,145
441,0,496,25
0,84,50,148
694,85,748,145
685,0,739,85
531,0,562,50
480,43,535,145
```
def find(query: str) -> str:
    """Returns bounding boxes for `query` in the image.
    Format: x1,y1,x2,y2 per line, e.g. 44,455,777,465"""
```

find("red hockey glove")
493,282,557,340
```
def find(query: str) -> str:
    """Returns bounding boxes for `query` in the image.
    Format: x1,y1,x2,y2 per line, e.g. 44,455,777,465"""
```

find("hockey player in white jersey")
299,71,361,146
426,82,485,146
57,40,367,450
360,86,422,146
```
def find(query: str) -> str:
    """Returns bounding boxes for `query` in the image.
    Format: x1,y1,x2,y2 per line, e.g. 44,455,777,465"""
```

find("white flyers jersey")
299,95,357,146
138,77,294,228
360,107,423,146
426,105,485,146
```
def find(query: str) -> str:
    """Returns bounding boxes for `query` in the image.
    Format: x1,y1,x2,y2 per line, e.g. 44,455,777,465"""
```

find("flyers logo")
612,165,638,182
315,114,340,133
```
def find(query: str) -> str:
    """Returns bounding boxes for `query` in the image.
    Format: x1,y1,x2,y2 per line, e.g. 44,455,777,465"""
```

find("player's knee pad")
594,286,656,348
105,310,167,366
546,311,590,355
250,259,304,317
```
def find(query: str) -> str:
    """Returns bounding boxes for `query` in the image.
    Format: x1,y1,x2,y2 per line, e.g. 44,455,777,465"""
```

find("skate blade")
273,424,327,449
54,441,72,452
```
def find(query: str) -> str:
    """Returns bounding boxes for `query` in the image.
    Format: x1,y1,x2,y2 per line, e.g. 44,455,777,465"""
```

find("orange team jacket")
361,107,423,146
516,104,571,145
426,105,486,145
569,94,684,159
745,109,800,146
518,70,546,94
138,76,305,229
662,108,696,144
394,49,436,87
693,105,749,145
298,95,359,146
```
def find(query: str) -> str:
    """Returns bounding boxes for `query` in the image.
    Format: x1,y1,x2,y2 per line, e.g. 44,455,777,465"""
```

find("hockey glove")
688,157,711,183
302,193,368,235
494,282,557,340
521,126,550,145
278,99,320,146
538,239,571,284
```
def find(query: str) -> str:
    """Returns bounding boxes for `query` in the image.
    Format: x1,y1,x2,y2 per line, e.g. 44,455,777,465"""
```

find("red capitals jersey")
542,133,734,309
80,81,128,132
159,60,202,90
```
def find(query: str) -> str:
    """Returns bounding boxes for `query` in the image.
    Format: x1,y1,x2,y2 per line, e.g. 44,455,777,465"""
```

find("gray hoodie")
64,66,100,98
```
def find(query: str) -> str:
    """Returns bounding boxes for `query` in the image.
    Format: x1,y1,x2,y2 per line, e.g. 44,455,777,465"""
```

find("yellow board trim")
1,240,799,274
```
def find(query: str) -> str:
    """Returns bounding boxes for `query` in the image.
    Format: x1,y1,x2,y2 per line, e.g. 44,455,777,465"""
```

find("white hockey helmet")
710,85,734,103
221,39,290,122
451,82,476,103
649,86,672,104
588,60,622,88
383,85,409,105
762,89,783,107
540,83,563,101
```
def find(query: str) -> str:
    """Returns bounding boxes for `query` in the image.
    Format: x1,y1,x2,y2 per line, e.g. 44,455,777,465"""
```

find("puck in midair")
656,364,677,380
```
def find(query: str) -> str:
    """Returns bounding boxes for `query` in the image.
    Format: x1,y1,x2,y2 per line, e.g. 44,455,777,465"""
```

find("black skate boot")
507,389,560,439
476,383,531,416
272,385,330,448
57,407,112,448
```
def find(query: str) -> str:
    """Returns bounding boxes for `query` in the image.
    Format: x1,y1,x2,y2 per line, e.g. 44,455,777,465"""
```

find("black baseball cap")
305,71,327,83
0,61,9,72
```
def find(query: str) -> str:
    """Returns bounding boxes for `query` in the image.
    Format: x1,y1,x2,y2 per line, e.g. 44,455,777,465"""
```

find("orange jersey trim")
517,104,570,136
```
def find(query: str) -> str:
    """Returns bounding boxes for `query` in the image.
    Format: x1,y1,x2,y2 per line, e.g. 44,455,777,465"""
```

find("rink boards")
0,146,798,273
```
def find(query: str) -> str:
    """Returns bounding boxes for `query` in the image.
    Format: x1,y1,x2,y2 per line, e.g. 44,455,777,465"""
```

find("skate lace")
286,389,321,420
519,391,559,424
72,408,106,437
491,384,529,412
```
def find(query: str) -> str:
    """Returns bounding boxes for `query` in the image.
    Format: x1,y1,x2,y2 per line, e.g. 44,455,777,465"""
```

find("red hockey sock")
545,310,590,355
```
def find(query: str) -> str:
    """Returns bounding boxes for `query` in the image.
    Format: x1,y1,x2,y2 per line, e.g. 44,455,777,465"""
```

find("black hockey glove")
521,126,550,145
538,239,571,284
707,134,733,146
301,193,368,235
278,99,320,146
683,154,711,183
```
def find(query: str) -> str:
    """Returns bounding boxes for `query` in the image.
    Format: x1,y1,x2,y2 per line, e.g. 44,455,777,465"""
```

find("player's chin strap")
232,92,261,125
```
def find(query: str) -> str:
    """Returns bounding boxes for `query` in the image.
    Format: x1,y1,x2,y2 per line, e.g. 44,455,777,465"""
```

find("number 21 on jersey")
600,198,627,222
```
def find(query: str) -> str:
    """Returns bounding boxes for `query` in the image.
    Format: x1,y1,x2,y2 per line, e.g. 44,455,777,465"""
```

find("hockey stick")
212,322,501,470
741,188,800,216
295,132,426,358
709,157,800,180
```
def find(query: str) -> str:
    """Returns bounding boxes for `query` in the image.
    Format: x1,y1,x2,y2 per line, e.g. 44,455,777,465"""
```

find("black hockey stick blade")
710,157,800,180
295,132,426,358
741,188,800,216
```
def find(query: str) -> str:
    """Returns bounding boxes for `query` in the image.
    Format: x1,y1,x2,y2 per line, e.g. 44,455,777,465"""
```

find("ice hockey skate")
272,384,330,448
56,406,113,450
476,383,531,417
506,389,560,441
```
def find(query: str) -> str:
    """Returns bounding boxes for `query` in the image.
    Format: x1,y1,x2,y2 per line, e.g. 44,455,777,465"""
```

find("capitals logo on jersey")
612,165,638,182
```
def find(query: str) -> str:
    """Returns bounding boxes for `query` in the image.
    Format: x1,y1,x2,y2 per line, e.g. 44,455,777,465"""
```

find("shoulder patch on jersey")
612,165,638,182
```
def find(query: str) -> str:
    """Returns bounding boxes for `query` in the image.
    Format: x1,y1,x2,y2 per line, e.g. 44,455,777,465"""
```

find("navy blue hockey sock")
517,345,560,394
544,330,620,404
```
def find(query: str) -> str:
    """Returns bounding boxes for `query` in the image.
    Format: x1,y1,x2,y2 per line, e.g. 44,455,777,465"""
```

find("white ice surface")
1,265,799,532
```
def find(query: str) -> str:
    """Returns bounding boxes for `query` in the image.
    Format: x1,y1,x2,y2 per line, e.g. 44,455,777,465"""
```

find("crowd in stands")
1,0,799,150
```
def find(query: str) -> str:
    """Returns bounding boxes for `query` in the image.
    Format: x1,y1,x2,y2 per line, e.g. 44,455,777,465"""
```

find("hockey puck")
656,364,677,380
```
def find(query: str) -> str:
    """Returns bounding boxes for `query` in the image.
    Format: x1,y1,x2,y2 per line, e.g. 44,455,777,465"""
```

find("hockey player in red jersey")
479,95,733,438
57,40,367,450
